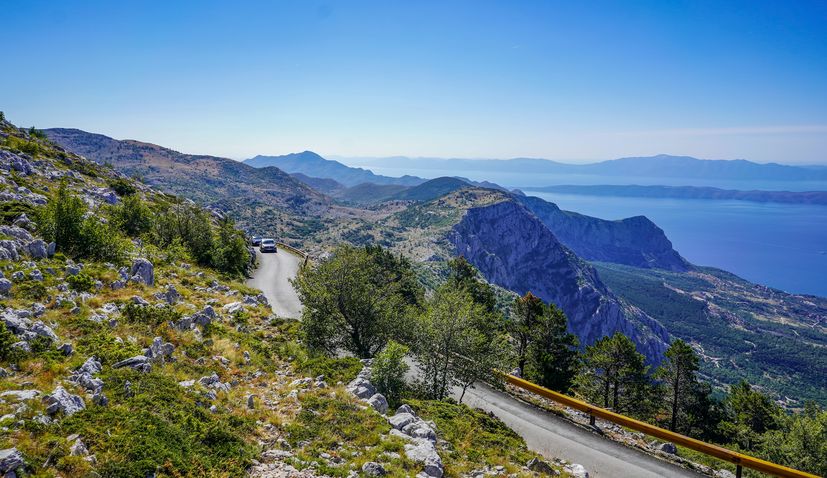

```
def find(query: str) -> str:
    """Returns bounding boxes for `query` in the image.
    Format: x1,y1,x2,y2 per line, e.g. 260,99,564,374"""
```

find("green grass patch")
407,399,540,476
60,369,256,478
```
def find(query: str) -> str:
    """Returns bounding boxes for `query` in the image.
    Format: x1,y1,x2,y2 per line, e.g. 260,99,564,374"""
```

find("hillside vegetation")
2,116,564,477
594,262,827,406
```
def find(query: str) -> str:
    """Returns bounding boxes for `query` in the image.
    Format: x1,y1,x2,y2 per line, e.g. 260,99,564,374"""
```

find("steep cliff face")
450,200,669,362
517,195,689,271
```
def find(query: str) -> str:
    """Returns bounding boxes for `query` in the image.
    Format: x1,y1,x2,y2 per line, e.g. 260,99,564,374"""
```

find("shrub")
28,126,48,140
111,194,153,236
36,182,128,263
212,219,250,276
0,200,35,225
16,280,48,300
298,355,362,384
151,204,215,267
2,136,42,156
0,322,20,362
122,303,181,327
108,177,137,196
67,272,95,292
371,341,409,408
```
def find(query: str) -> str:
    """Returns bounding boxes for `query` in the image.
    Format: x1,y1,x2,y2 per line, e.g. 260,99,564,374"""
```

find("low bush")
371,340,409,408
108,177,137,196
67,272,95,292
15,280,48,300
35,182,128,263
122,303,181,328
298,355,362,384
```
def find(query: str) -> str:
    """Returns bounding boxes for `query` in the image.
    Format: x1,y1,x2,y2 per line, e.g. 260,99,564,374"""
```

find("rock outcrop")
517,195,689,271
450,200,669,363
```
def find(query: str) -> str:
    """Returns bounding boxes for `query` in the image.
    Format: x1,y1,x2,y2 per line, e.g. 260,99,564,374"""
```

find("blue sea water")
526,192,827,298
361,165,827,297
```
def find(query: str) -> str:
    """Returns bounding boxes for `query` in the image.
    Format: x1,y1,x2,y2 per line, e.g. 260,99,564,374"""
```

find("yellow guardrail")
275,242,306,257
276,242,310,265
500,373,818,478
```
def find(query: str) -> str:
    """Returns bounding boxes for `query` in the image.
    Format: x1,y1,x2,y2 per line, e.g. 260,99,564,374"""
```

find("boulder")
31,321,59,342
66,263,81,276
366,393,389,414
389,412,416,430
396,404,414,415
113,355,151,372
29,269,43,281
404,422,437,442
130,258,154,286
564,464,589,478
404,439,443,477
78,357,102,375
0,279,11,295
658,442,677,455
361,461,387,476
26,240,47,259
69,438,89,456
43,386,86,416
0,447,24,474
0,390,40,401
13,214,32,229
222,302,243,314
347,377,376,399
527,457,557,475
146,337,174,361
163,285,180,304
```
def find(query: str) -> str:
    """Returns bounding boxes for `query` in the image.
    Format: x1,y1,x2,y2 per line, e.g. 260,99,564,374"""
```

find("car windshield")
262,240,274,244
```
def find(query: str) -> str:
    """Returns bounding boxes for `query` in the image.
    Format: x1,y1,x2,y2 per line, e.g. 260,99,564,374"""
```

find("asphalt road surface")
460,382,703,477
249,251,703,477
246,247,303,319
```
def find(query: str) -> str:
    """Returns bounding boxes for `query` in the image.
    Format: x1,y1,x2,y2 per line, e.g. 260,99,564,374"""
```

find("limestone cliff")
450,200,669,363
517,195,689,271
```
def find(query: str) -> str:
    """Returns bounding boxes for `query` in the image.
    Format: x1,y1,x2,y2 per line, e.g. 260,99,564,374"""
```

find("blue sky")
2,0,826,163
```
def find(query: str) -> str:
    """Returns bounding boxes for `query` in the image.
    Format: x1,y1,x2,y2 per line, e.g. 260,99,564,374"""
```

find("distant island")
523,184,827,205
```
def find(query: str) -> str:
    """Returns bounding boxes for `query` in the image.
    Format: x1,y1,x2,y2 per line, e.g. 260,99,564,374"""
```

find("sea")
360,165,827,297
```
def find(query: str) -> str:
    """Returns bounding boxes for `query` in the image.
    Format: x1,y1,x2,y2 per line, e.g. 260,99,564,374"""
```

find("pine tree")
657,339,700,432
575,332,653,417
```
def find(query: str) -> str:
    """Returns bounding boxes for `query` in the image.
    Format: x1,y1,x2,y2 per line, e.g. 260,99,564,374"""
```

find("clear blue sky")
2,0,826,163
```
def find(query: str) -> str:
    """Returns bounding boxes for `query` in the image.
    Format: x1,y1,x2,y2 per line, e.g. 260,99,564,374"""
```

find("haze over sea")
353,163,827,297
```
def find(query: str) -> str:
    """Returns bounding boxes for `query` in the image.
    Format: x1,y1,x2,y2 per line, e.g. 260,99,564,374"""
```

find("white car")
260,238,277,253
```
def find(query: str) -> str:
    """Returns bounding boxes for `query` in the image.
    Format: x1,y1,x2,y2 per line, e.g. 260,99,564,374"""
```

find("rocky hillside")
2,118,572,477
595,262,827,405
44,128,364,243
516,195,689,271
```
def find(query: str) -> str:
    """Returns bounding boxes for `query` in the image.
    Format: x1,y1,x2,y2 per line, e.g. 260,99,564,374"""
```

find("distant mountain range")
245,151,425,187
525,185,827,205
336,153,827,182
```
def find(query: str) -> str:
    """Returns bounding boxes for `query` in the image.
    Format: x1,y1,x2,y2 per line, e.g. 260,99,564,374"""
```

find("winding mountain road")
248,250,702,477
246,248,303,319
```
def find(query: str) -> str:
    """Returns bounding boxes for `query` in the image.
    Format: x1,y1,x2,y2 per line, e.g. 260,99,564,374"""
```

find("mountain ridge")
245,151,426,187
335,153,827,181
